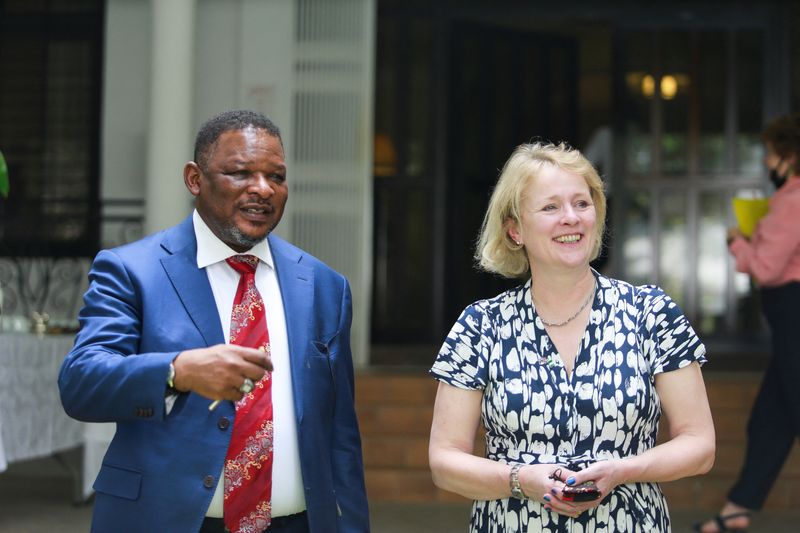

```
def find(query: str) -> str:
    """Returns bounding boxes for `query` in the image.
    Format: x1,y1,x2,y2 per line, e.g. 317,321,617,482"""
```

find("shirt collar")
192,210,274,270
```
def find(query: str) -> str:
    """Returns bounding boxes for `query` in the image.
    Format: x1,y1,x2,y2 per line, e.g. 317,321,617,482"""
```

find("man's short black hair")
193,110,282,171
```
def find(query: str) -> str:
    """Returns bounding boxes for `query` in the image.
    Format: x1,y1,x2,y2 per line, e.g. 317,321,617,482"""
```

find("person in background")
428,142,715,532
696,114,800,533
59,110,369,533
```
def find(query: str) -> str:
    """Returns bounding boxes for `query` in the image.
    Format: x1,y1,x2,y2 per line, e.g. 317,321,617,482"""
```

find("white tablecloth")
0,333,113,499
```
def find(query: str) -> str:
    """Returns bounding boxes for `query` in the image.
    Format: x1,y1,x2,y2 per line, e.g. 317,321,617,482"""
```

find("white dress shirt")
192,210,306,518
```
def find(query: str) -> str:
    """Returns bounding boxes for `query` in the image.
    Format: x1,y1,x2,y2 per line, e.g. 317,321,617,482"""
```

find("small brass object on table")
31,311,50,338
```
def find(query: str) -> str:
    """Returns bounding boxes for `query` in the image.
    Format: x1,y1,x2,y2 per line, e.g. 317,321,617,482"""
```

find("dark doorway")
444,23,579,326
371,13,579,364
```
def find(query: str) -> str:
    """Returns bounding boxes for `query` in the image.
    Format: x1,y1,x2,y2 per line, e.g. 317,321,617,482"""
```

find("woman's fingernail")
551,488,558,495
544,504,551,511
566,476,576,485
543,494,551,502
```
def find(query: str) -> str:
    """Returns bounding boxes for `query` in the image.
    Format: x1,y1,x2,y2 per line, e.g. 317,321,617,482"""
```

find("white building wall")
101,0,151,248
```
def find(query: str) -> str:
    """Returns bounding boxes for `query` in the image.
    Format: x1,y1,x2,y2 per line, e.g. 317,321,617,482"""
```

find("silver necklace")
532,278,596,328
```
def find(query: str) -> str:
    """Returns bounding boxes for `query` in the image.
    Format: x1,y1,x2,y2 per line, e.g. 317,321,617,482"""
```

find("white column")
144,0,196,235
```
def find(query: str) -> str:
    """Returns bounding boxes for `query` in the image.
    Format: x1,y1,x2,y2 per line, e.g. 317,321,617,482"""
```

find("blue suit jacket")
58,216,370,532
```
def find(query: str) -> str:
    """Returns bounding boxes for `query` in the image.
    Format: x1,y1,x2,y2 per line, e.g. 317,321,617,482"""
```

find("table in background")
0,333,113,500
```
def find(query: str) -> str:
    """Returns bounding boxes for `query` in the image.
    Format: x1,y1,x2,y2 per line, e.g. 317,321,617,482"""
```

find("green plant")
0,149,8,198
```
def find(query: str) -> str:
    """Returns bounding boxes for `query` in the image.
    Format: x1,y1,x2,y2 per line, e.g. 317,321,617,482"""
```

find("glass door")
615,29,771,347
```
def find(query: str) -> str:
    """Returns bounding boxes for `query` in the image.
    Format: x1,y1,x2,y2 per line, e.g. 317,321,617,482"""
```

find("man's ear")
184,162,202,197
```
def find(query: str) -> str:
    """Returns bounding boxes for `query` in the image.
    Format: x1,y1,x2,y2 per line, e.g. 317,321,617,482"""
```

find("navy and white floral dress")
430,271,706,533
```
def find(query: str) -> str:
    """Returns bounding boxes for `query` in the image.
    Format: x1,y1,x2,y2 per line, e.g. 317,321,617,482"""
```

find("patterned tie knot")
226,255,258,276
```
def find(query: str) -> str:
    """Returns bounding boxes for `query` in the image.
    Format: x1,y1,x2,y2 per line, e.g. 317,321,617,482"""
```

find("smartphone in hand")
561,481,600,502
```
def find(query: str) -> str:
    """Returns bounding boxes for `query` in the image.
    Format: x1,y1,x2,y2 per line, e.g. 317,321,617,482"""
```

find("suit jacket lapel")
270,234,314,425
160,217,225,347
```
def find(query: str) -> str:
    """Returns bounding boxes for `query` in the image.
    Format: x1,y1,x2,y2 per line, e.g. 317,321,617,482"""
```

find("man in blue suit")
59,110,370,533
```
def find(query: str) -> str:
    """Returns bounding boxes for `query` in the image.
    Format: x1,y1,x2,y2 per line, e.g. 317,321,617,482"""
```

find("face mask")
769,160,787,189
768,168,786,189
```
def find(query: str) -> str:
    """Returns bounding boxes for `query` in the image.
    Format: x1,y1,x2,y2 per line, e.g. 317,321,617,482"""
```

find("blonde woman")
428,142,715,532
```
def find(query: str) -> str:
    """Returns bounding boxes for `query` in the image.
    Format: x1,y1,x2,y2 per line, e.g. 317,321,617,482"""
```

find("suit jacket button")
218,417,230,430
203,475,215,488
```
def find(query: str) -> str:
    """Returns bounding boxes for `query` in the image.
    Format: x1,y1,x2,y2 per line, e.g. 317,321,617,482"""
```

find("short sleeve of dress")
429,303,491,390
637,285,707,375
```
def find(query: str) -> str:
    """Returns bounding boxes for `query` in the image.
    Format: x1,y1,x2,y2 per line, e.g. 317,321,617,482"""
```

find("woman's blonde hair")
476,142,607,279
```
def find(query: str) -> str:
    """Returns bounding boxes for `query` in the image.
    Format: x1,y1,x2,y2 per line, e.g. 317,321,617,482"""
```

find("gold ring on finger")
239,378,255,394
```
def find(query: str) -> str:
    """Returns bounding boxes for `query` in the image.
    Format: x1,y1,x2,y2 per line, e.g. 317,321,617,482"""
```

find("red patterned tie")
223,255,273,533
